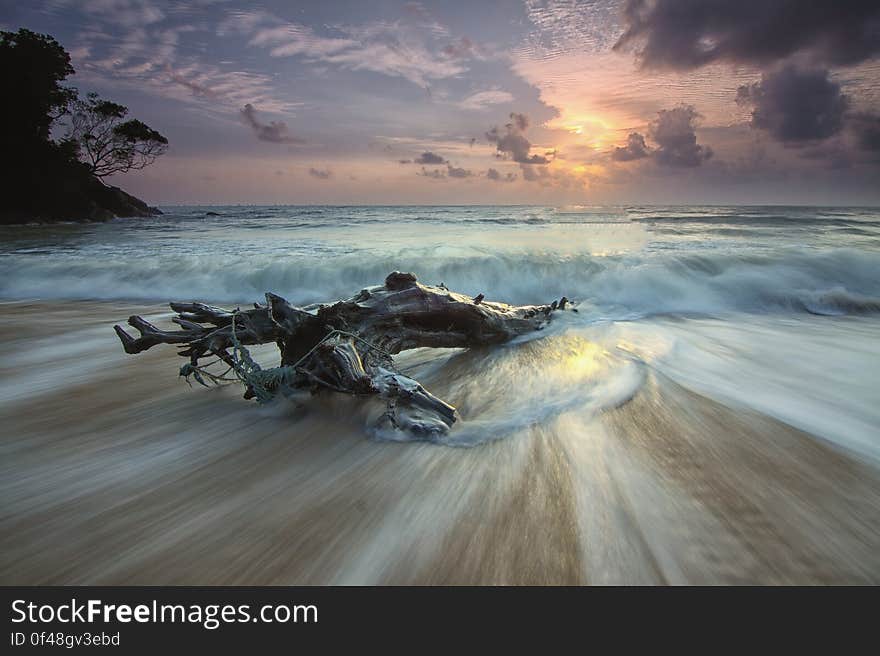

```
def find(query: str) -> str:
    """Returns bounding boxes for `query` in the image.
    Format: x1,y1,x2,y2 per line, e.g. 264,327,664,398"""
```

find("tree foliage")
0,28,76,144
0,28,168,220
0,27,168,180
68,92,169,178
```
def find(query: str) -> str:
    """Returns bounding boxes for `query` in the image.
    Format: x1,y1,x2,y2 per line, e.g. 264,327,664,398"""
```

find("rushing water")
3,205,880,312
2,205,880,583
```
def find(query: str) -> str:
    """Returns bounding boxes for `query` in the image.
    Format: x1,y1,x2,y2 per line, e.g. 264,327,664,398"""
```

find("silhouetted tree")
0,28,167,221
67,92,168,178
0,29,76,143
1,28,83,218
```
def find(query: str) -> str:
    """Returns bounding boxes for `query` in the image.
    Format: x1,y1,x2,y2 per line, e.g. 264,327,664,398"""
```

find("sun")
552,111,615,151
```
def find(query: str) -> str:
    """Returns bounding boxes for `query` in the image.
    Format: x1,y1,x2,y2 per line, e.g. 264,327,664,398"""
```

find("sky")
2,0,880,205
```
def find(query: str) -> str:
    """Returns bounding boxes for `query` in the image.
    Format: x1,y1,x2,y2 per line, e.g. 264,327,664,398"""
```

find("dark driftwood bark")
115,271,570,437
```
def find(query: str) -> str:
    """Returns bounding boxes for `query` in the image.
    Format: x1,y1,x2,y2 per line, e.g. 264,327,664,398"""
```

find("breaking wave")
2,245,879,319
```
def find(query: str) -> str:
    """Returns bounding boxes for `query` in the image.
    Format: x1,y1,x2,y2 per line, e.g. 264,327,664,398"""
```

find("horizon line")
147,202,880,209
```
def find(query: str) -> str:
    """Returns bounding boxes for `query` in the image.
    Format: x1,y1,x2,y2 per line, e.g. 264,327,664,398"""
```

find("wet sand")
1,300,879,584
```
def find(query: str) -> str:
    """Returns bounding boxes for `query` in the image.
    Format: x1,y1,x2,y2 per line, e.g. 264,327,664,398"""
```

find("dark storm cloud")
240,104,304,144
485,112,550,165
414,151,447,164
736,66,849,143
614,0,880,70
650,105,713,167
611,132,651,161
735,66,880,167
308,167,332,179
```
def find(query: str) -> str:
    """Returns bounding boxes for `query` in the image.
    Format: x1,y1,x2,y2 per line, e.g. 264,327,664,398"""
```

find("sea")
2,205,879,583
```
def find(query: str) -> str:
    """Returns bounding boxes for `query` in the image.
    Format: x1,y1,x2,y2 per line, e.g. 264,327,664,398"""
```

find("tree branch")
114,272,571,438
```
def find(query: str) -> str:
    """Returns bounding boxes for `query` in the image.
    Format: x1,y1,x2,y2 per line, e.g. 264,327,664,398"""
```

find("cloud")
850,113,880,155
80,0,165,28
517,163,584,188
323,23,466,87
403,2,431,21
235,12,466,88
792,113,880,168
737,65,849,144
612,132,651,161
165,65,218,98
413,164,474,180
650,105,713,167
736,67,880,166
615,0,880,70
414,151,447,164
442,36,477,59
446,163,473,178
308,167,333,179
814,113,880,166
797,139,857,169
486,167,516,182
520,163,546,181
458,89,514,111
249,23,356,58
401,1,449,37
217,9,275,36
68,14,295,114
418,167,446,179
510,112,529,131
485,112,551,164
611,106,712,167
240,104,304,144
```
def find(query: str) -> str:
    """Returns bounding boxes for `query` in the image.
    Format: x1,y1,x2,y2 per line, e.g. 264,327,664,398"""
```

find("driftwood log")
114,272,571,438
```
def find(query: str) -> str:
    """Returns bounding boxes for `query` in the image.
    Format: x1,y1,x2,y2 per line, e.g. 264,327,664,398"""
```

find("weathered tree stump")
114,272,570,438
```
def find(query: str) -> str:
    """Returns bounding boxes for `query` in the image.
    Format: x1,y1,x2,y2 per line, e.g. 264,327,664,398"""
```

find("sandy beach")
2,299,878,585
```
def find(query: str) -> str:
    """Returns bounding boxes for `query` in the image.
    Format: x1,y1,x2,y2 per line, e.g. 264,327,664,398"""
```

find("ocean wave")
802,288,880,315
2,246,879,318
632,214,880,228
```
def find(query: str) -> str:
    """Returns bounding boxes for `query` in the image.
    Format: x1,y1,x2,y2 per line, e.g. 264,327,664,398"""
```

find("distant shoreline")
0,183,161,226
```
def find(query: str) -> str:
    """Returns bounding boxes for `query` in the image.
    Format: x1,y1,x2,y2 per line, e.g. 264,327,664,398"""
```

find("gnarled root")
114,272,571,438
